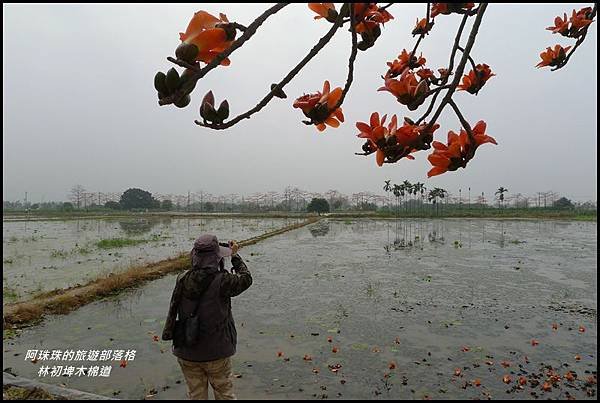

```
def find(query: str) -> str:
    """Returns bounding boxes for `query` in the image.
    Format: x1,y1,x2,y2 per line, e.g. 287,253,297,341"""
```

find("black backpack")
173,272,216,348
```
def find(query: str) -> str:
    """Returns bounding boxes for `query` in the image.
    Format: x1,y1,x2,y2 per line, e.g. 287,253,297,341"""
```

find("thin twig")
195,4,347,129
448,98,475,150
166,57,199,71
443,14,469,85
425,3,488,131
414,12,469,125
457,46,477,72
159,3,290,106
415,89,442,125
330,3,358,112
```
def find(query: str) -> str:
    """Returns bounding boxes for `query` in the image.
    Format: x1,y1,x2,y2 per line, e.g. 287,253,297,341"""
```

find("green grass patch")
3,286,19,302
96,238,150,249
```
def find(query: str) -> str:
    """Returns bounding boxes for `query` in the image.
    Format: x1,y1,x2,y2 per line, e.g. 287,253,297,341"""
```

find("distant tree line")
2,183,596,214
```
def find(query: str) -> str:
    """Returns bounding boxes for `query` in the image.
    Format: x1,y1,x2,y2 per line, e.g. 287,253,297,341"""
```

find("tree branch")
552,4,597,71
415,13,469,125
425,3,488,131
330,3,358,112
457,46,477,72
159,3,290,106
195,3,347,129
443,14,469,85
448,98,475,145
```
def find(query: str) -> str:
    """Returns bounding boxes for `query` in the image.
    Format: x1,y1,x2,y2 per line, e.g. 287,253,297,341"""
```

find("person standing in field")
162,234,252,400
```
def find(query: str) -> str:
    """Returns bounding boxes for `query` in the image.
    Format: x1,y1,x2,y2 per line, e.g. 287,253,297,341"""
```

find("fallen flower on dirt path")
586,375,597,385
303,354,313,361
542,382,552,392
472,379,481,387
524,355,530,364
454,368,461,377
461,346,470,352
328,363,342,373
388,361,396,370
564,371,575,382
120,359,127,368
485,360,494,366
152,335,159,342
277,351,284,357
312,367,320,374
518,376,527,386
531,339,539,346
332,346,339,353
372,347,380,353
503,375,512,384
327,336,333,343
574,354,581,361
500,360,511,368
394,337,401,344
552,323,558,331
579,325,586,332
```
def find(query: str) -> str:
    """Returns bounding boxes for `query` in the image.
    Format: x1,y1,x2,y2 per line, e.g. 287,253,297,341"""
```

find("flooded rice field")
2,219,597,400
2,217,297,302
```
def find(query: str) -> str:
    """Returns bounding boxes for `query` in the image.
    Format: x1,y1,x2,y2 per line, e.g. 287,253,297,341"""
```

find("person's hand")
229,240,239,255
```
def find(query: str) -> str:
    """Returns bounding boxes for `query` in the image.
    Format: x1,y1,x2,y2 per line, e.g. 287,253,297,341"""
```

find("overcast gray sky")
3,3,597,203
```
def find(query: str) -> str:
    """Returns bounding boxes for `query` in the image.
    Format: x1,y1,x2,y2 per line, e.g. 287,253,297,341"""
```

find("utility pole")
481,192,484,214
187,190,190,212
468,187,471,209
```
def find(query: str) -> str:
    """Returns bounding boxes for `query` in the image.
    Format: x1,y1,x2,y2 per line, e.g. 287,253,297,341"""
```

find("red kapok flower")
412,17,434,36
546,13,570,36
427,120,496,177
569,7,594,35
357,112,387,164
180,11,233,66
386,49,427,78
293,80,344,131
431,3,475,18
457,64,496,95
378,70,429,110
354,3,394,34
417,68,435,81
536,44,572,68
308,3,338,22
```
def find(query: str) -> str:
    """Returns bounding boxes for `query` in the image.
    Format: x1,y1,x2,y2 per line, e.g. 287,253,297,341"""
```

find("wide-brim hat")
191,234,232,269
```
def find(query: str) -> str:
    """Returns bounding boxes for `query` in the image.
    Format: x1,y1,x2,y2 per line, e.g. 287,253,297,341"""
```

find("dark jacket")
162,254,252,362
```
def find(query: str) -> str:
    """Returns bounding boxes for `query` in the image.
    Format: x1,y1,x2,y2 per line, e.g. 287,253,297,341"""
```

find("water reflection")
118,219,168,235
309,222,330,237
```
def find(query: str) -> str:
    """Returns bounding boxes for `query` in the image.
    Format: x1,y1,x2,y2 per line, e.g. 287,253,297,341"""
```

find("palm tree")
402,180,412,214
428,187,446,216
495,187,508,208
383,180,392,212
392,184,402,217
411,183,419,215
